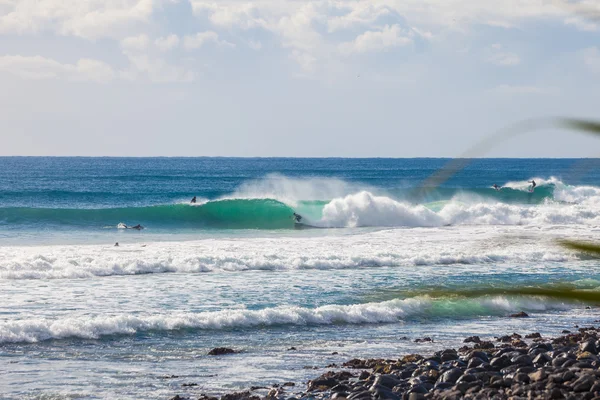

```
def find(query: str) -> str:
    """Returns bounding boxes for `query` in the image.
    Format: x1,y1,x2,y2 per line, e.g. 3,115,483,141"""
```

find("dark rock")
208,347,237,356
511,354,533,366
509,311,529,318
221,391,259,400
282,382,295,387
572,374,595,392
464,336,481,344
467,357,484,369
490,355,511,369
526,332,542,339
288,347,297,351
359,371,370,380
331,384,350,393
474,341,495,350
373,375,400,389
170,396,185,400
439,368,463,384
182,383,198,387
414,337,433,343
581,340,597,354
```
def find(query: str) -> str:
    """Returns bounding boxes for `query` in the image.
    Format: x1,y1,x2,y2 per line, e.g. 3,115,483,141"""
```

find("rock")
526,332,542,339
358,371,370,380
509,311,529,318
464,336,481,344
511,354,533,366
208,347,237,356
581,340,598,354
439,368,463,384
288,347,297,351
572,374,595,392
182,383,198,387
373,374,400,389
490,355,511,369
529,369,547,382
474,341,495,350
414,337,433,343
533,353,552,367
221,391,260,400
170,396,185,400
282,382,295,387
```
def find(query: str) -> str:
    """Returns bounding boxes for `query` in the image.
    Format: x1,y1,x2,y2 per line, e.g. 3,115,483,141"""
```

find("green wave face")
0,199,299,230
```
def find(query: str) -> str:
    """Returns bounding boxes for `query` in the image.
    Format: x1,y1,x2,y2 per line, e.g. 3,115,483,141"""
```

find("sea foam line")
0,296,567,344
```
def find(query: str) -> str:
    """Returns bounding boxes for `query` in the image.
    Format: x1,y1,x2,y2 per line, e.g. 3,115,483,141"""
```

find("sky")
1,0,600,157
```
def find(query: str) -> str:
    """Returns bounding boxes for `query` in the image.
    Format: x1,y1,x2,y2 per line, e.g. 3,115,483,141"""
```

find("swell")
0,199,298,229
0,295,572,344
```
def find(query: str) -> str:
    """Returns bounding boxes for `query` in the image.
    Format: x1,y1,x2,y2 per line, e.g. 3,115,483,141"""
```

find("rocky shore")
170,326,600,400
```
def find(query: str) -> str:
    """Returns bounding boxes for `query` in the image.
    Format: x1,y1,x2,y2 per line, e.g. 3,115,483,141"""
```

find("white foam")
0,295,567,344
0,226,583,279
319,191,442,228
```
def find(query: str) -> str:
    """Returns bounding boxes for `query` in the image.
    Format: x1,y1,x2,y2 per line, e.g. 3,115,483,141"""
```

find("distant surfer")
293,213,302,223
529,180,537,193
191,196,196,204
492,184,501,191
120,224,144,230
114,242,119,247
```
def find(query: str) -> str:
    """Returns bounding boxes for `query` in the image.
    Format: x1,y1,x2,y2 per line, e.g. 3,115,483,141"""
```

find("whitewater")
2,157,600,399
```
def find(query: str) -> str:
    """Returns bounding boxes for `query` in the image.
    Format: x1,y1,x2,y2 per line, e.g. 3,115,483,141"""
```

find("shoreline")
169,325,600,400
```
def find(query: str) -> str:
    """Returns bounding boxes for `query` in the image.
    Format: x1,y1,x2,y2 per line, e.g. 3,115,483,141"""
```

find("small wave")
0,296,569,344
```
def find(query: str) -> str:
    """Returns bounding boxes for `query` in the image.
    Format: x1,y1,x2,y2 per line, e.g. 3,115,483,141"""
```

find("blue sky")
1,0,599,157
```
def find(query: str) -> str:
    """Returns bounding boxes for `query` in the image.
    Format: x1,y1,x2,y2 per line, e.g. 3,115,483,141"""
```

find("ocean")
1,157,600,399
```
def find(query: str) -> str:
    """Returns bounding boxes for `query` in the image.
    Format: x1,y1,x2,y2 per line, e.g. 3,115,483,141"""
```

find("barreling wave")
1,177,599,230
0,295,572,344
0,199,300,230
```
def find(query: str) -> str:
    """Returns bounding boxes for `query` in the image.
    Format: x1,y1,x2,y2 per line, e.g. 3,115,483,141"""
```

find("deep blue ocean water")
1,157,600,399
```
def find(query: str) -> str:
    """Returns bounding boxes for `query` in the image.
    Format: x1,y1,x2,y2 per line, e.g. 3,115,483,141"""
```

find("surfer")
114,242,119,247
293,212,302,223
191,196,196,204
529,180,537,192
131,224,143,230
492,184,501,191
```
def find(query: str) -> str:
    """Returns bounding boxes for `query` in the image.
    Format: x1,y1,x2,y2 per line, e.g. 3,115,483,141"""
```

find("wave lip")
0,295,568,344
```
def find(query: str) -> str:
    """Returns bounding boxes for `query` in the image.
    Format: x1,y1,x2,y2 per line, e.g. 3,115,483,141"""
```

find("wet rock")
221,391,260,400
464,336,481,344
509,311,529,318
182,383,198,387
372,374,400,389
414,337,433,343
526,332,542,339
572,374,595,392
288,347,297,351
581,340,597,354
208,347,237,356
439,368,463,384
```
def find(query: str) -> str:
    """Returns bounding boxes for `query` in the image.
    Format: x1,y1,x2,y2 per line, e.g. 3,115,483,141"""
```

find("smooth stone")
511,354,533,366
581,341,597,354
467,357,484,369
373,375,400,389
529,369,548,382
439,368,463,384
533,353,552,366
572,374,595,392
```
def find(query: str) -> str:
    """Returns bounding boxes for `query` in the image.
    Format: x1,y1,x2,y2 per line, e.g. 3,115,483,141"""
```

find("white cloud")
121,34,149,51
492,84,557,94
183,31,235,50
327,3,391,32
0,0,154,39
155,34,180,51
120,53,195,83
565,17,598,31
486,44,521,66
0,55,114,83
339,24,412,55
